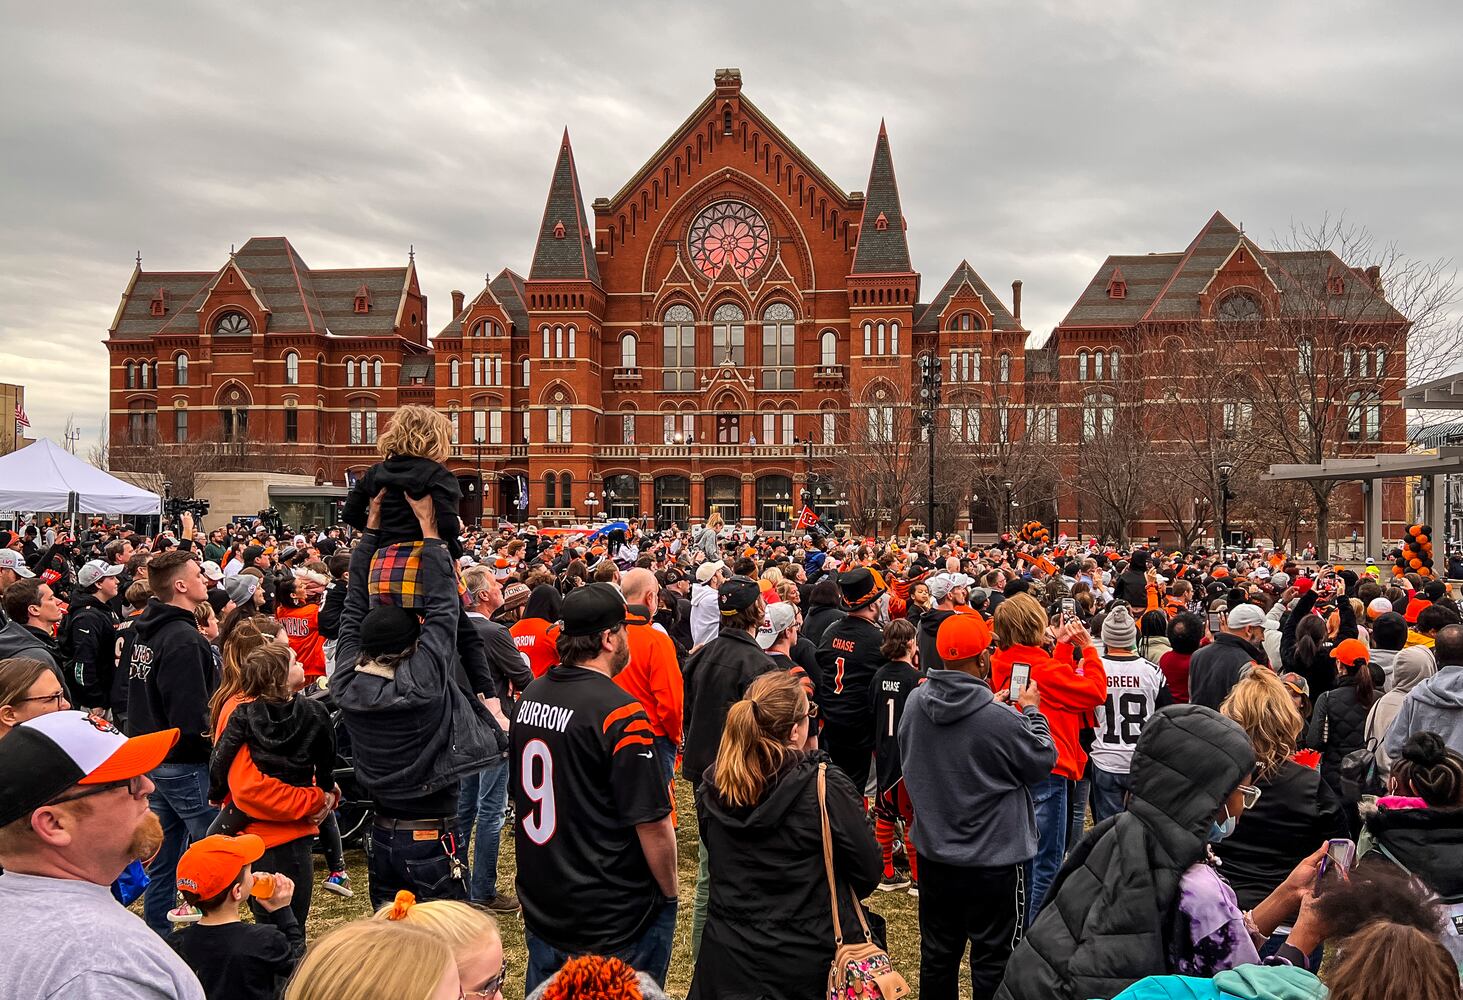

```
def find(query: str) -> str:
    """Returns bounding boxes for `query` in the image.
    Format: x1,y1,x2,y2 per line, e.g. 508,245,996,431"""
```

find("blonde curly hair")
377,405,451,464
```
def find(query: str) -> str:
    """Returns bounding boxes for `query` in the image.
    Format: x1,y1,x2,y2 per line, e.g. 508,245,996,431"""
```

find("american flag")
14,404,29,429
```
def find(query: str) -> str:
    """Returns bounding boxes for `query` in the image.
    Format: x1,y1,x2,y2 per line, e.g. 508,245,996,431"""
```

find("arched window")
1077,350,1089,382
890,320,900,355
559,473,573,510
1375,346,1386,376
999,352,1011,383
862,321,872,356
373,359,383,386
356,359,369,386
213,312,251,336
960,313,972,331
876,321,887,355
1216,292,1262,323
1093,350,1105,381
820,330,838,367
541,325,551,358
1297,339,1313,377
449,358,461,387
567,325,577,358
662,304,695,391
174,353,188,387
125,361,137,389
1109,349,1120,380
543,472,557,509
1359,349,1371,379
620,333,638,369
139,361,151,389
345,358,356,387
712,304,745,364
761,302,795,389
284,351,299,386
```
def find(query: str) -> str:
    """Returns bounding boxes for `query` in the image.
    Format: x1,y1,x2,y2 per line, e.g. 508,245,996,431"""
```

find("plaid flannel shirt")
368,541,469,610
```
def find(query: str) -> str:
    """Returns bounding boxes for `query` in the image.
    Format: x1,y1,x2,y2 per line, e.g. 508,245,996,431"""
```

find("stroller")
305,686,373,849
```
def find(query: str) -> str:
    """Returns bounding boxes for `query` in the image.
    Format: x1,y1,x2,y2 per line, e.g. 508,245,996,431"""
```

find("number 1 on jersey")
521,738,557,845
833,656,846,695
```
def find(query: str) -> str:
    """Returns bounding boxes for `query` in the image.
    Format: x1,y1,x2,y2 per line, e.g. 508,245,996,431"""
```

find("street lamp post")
918,354,943,537
1002,478,1014,535
585,490,600,521
1218,460,1235,553
474,436,484,527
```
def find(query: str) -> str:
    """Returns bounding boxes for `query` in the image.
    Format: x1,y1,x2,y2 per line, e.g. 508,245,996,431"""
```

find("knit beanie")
1102,603,1137,650
359,605,421,658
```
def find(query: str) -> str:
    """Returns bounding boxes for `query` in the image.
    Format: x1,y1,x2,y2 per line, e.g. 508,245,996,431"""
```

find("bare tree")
827,385,925,535
1240,217,1463,559
87,412,109,470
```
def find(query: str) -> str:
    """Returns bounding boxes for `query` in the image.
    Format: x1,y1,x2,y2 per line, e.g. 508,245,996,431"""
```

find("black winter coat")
1362,802,1463,902
210,694,335,803
995,705,1257,1000
58,593,121,709
1304,669,1383,797
801,604,845,647
1187,632,1267,710
682,629,775,789
341,455,464,558
1280,589,1358,702
689,754,882,1000
916,608,956,672
1212,759,1348,909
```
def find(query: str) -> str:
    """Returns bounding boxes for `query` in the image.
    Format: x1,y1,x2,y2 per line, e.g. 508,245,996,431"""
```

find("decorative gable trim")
1197,239,1280,297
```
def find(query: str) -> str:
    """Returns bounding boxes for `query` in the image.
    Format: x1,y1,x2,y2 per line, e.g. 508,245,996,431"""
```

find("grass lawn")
300,777,938,999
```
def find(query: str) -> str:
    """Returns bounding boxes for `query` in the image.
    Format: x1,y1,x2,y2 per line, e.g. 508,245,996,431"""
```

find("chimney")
1364,265,1381,291
451,289,465,317
1011,280,1023,324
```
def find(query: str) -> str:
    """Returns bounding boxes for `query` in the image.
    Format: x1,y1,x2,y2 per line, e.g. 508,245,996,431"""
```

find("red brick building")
110,68,1027,532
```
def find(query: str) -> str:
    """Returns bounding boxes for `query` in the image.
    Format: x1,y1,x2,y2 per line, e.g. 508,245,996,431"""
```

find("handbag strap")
817,762,873,947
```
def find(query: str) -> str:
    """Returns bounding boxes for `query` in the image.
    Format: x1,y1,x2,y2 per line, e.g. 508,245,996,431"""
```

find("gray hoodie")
1385,661,1463,763
0,619,62,684
897,668,1057,867
1366,645,1436,775
1370,646,1402,690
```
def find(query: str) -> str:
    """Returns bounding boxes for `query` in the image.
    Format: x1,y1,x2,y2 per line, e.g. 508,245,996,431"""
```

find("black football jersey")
869,659,923,794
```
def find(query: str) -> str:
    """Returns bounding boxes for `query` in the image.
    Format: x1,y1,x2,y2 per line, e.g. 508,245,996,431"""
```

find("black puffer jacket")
341,455,464,558
801,604,845,647
1280,589,1358,702
1361,801,1463,902
689,754,882,1000
995,705,1256,1000
1304,668,1383,797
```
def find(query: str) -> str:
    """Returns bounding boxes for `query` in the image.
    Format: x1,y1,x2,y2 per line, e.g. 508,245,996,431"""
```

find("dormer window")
1107,268,1127,299
553,221,566,240
354,283,371,314
149,289,167,317
874,212,889,232
1328,274,1346,296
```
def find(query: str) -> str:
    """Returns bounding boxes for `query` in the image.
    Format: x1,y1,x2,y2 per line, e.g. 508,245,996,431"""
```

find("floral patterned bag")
817,763,910,1000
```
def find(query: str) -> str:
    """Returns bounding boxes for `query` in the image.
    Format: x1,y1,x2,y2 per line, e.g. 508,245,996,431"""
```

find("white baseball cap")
199,560,225,582
1227,604,1267,629
0,549,34,578
78,559,125,588
696,561,726,583
755,602,799,649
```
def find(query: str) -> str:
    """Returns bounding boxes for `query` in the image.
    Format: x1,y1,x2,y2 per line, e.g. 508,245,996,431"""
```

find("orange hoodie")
615,609,684,743
215,694,326,849
991,642,1107,780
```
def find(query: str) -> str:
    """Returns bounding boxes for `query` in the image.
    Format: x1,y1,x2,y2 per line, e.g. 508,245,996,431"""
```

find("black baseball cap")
719,577,762,616
661,567,686,586
560,582,628,637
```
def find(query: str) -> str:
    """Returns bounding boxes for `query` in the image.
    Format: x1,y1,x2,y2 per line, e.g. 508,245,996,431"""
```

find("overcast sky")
3,0,1461,446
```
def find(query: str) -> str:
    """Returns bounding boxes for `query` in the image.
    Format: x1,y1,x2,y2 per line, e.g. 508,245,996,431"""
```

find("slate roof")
491,269,529,333
1060,212,1407,328
399,355,435,385
914,261,1022,332
530,131,601,284
850,122,912,275
109,237,410,340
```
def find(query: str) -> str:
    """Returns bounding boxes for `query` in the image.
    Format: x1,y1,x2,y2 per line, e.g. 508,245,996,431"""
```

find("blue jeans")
366,821,468,910
455,758,510,901
525,899,677,993
1024,773,1068,926
143,762,218,935
653,735,677,787
1067,771,1090,850
1089,766,1133,823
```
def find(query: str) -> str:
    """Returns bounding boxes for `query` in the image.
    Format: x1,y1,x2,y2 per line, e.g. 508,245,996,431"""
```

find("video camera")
257,506,285,537
164,497,210,518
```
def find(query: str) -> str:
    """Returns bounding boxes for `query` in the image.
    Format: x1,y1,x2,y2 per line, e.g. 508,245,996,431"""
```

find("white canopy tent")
0,439,161,518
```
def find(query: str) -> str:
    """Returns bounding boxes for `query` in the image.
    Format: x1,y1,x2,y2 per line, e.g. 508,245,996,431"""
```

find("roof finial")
486,272,492,287
229,243,236,257
409,244,415,263
135,250,142,268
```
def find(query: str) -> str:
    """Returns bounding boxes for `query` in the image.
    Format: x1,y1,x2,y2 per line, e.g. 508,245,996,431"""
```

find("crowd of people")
0,403,1460,999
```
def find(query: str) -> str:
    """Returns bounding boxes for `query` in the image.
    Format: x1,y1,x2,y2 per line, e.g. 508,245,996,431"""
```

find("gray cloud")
2,0,1460,444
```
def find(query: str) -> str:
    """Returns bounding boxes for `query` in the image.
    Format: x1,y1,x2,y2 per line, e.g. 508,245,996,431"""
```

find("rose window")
688,201,770,280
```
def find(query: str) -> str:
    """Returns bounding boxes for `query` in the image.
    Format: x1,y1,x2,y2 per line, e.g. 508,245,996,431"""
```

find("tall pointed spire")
851,120,912,274
529,128,601,284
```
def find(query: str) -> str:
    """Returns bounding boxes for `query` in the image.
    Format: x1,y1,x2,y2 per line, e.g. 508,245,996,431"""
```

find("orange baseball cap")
936,612,992,662
177,834,266,898
1330,638,1370,666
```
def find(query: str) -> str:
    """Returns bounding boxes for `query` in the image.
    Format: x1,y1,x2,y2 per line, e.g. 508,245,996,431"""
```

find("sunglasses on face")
47,774,147,806
462,957,508,998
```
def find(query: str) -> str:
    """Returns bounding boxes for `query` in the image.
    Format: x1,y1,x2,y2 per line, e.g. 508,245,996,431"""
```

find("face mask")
1208,806,1236,843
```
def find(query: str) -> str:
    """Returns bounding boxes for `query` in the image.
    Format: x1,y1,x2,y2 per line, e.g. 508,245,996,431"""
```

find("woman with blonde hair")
285,919,460,1000
1215,666,1348,938
690,670,881,999
376,891,506,998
